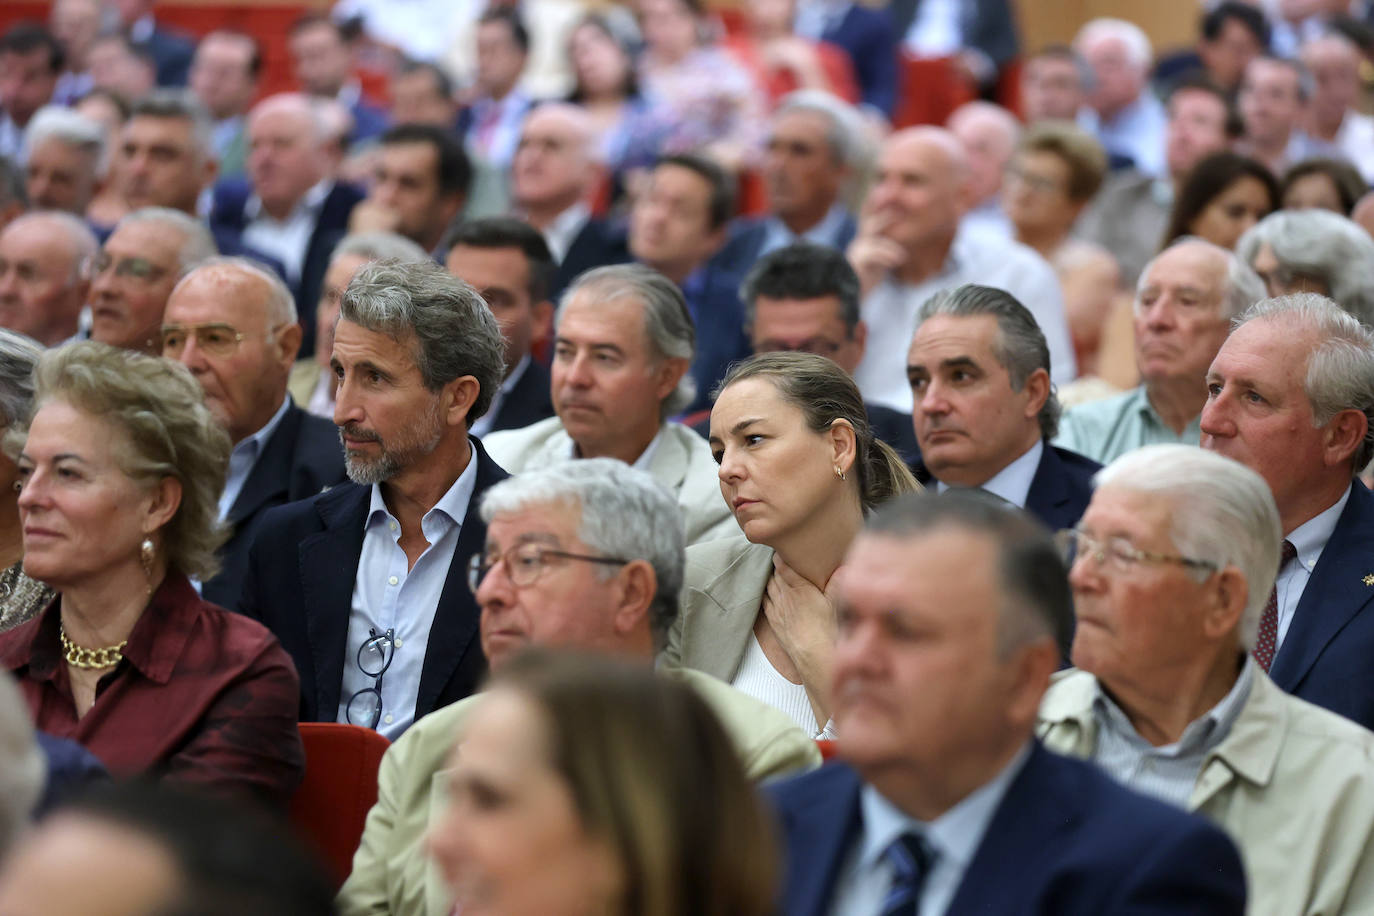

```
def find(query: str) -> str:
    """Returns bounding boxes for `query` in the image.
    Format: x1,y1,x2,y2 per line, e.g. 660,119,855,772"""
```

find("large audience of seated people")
3,0,1374,912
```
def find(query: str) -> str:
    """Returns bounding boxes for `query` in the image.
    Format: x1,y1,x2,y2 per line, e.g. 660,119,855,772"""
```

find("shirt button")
383,714,393,724
388,575,399,586
393,638,403,648
389,521,397,532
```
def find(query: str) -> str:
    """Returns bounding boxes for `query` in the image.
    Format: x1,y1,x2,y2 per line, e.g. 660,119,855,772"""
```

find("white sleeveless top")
730,633,835,739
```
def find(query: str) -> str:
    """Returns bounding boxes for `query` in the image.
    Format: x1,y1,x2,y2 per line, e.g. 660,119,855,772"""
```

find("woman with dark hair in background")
1161,150,1278,250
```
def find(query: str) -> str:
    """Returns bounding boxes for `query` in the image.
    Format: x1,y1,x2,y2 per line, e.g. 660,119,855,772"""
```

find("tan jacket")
482,417,739,547
1038,668,1374,916
336,667,820,916
662,537,774,680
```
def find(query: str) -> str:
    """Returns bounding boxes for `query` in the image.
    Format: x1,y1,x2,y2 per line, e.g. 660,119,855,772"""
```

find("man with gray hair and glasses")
1043,444,1374,911
1236,209,1374,325
240,259,509,738
338,458,818,916
906,283,1100,533
1056,238,1264,464
88,207,217,355
1201,293,1374,730
484,264,737,545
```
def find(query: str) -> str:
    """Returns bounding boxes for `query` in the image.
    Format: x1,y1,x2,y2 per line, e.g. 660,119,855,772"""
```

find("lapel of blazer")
1023,445,1069,529
648,424,691,494
226,402,301,526
682,542,774,680
945,743,1079,912
781,765,866,916
1270,484,1374,689
427,763,459,916
299,483,370,720
414,440,510,717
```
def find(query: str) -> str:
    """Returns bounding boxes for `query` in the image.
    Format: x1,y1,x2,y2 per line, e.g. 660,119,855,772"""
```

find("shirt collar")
232,395,291,461
1092,654,1255,758
1137,386,1202,436
365,439,480,533
762,204,849,250
857,741,1032,873
244,178,332,223
567,425,665,470
936,439,1043,508
1286,483,1351,570
543,202,591,264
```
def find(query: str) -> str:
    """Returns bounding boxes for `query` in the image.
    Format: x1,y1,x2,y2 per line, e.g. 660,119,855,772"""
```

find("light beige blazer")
663,537,774,681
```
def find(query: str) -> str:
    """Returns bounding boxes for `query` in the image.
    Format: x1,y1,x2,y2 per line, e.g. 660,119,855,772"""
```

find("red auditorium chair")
288,722,391,889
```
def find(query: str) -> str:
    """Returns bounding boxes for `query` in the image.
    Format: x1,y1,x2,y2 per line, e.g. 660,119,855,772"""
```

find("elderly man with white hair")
1041,444,1374,914
1074,18,1166,177
0,211,96,346
948,100,1020,241
1236,209,1374,326
1056,238,1264,464
207,92,365,355
1301,33,1374,182
21,105,103,215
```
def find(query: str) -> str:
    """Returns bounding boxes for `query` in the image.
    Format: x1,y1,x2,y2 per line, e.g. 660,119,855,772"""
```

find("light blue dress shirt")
759,205,853,260
470,355,530,439
828,742,1032,916
1078,94,1168,178
217,396,291,522
337,452,479,739
1275,485,1350,648
934,439,1043,510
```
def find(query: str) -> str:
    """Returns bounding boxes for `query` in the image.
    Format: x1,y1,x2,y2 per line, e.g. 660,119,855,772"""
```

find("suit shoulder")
481,416,566,471
685,535,766,571
1049,445,1103,479
389,697,475,775
255,482,363,539
768,761,859,808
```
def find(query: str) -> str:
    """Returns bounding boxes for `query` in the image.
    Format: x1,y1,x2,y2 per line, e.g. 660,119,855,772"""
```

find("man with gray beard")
238,259,509,738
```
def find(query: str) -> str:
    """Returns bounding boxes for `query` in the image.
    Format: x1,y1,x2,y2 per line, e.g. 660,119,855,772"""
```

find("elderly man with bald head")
1300,33,1374,183
848,126,1074,412
161,256,344,609
0,211,96,346
947,100,1020,240
208,92,366,355
1056,238,1264,464
509,102,629,300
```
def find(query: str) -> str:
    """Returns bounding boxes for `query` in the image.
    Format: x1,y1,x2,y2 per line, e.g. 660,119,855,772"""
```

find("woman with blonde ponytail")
662,352,920,737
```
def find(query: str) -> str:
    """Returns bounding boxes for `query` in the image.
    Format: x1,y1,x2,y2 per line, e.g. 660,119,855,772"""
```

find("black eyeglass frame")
345,626,395,730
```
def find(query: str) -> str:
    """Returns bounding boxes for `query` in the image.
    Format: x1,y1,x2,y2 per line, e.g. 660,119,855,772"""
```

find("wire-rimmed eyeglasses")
1055,528,1218,574
345,627,395,729
466,542,629,594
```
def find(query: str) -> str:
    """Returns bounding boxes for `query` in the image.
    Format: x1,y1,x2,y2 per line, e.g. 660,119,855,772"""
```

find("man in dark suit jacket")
119,0,195,86
711,93,859,278
238,259,510,738
886,0,1020,89
160,258,347,612
770,491,1246,916
445,217,559,436
794,0,897,116
1202,295,1374,730
208,93,365,356
907,284,1099,532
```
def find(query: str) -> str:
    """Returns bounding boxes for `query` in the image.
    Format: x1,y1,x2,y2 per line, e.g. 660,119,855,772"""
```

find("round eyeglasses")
345,627,395,729
466,542,629,594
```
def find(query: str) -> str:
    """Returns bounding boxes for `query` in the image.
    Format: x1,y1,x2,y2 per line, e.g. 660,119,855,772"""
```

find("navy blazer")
709,214,858,277
208,178,366,356
201,402,346,612
1270,482,1374,730
885,0,1020,73
681,263,752,414
768,744,1247,916
486,359,554,434
137,24,195,87
820,4,898,116
915,443,1100,534
553,218,632,302
236,438,508,725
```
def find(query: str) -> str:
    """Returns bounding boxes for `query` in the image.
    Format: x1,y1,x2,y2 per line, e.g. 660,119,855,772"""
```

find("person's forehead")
560,292,649,342
1215,318,1313,384
0,221,74,264
1143,244,1224,291
448,245,531,289
753,294,845,328
489,501,582,546
1170,88,1224,119
105,221,184,261
881,133,957,177
200,33,254,65
30,136,90,162
771,108,831,142
167,268,272,326
380,140,439,173
125,115,194,146
911,312,1001,356
844,527,1002,614
250,106,310,137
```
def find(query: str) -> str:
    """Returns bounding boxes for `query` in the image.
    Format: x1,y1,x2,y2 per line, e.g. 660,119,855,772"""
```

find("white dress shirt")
934,439,1042,509
338,451,479,739
1275,485,1350,648
855,232,1075,412
470,355,531,438
541,202,590,265
1334,111,1374,183
903,0,961,56
828,743,1032,916
242,179,332,285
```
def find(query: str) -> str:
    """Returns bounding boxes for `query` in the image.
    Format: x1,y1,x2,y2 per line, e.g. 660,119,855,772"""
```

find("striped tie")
881,832,935,916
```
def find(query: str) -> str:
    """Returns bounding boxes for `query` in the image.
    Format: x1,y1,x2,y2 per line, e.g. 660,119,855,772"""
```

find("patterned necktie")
1254,539,1298,672
881,832,936,916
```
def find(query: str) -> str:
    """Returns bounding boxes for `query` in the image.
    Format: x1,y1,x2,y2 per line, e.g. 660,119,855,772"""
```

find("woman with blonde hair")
665,352,920,737
0,342,303,805
428,648,778,916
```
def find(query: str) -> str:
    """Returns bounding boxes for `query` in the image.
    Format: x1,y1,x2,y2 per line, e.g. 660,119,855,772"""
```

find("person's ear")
652,357,689,404
1021,367,1051,420
274,322,303,366
142,475,182,536
828,417,858,478
611,559,657,635
1321,407,1368,469
1202,565,1248,642
442,375,481,428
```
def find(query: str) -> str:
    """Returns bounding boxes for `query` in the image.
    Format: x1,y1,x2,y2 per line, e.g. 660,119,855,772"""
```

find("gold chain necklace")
59,626,127,670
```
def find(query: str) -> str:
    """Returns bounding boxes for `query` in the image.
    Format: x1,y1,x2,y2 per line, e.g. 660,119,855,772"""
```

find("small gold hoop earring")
834,466,846,481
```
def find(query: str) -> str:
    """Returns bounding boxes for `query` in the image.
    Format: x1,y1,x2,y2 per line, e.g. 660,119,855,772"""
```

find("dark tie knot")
882,831,937,915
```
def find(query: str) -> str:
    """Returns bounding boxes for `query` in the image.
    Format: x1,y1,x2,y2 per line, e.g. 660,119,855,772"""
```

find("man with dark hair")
444,216,556,436
709,242,918,462
240,260,510,738
460,8,532,172
110,0,195,87
1237,55,1342,176
352,124,470,255
770,490,1248,915
906,283,1099,532
1155,2,1269,95
630,153,749,412
0,23,63,160
1021,45,1089,123
188,29,261,179
390,60,460,130
288,13,388,144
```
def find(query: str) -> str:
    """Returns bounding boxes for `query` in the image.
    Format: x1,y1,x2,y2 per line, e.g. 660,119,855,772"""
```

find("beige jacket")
662,537,775,680
1038,668,1374,916
482,417,739,546
336,667,820,916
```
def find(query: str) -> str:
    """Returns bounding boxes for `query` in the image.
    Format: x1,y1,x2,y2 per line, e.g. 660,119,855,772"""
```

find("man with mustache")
1056,238,1264,464
238,259,509,737
906,283,1099,534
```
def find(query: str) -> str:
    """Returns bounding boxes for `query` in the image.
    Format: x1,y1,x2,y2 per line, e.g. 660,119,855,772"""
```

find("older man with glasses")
338,458,819,916
161,256,345,611
1042,444,1374,913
